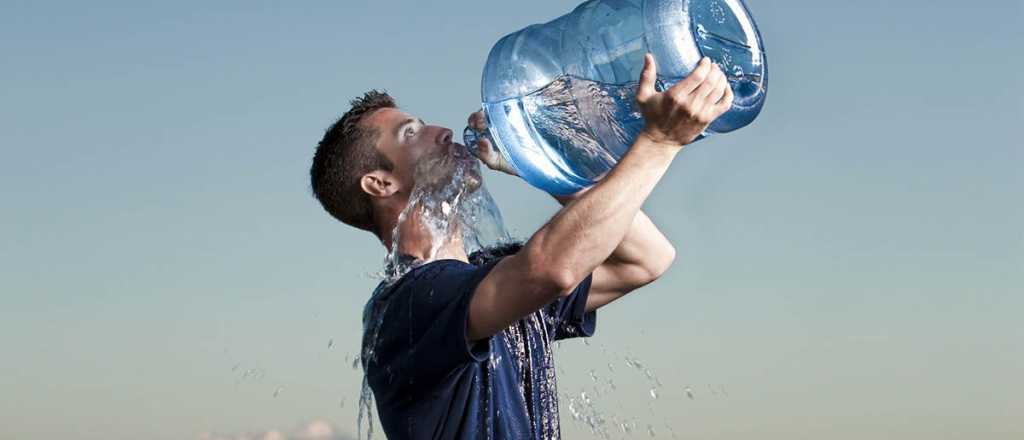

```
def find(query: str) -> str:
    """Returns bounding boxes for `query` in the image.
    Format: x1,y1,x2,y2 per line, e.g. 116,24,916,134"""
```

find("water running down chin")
379,143,511,283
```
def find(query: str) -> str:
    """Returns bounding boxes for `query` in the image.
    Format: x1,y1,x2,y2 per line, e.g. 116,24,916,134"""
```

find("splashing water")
564,352,683,437
357,376,375,440
357,139,514,439
374,140,512,283
566,389,611,439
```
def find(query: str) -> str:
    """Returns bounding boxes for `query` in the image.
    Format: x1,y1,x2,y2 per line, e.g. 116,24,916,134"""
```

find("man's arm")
467,55,733,341
552,193,675,313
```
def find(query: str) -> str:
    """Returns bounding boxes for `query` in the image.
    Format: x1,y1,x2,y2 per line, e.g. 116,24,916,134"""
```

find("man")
310,54,733,439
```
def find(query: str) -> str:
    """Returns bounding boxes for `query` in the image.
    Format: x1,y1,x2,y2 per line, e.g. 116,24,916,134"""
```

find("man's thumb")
636,53,657,104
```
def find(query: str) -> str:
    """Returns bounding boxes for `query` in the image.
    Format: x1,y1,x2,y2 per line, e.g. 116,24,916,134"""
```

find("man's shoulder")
367,242,525,311
396,242,526,294
372,259,479,302
408,259,476,280
361,260,479,340
393,259,479,293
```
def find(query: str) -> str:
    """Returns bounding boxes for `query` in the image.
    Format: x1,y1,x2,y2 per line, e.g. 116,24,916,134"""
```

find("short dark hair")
310,90,397,234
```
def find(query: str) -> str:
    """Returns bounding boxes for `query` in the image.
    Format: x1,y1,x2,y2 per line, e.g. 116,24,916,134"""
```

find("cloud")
197,419,356,440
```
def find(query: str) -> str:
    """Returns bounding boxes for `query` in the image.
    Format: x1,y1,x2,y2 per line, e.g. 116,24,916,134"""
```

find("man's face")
364,107,480,197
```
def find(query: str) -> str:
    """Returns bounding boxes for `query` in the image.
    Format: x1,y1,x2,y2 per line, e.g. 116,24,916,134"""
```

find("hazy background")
1,1,1021,439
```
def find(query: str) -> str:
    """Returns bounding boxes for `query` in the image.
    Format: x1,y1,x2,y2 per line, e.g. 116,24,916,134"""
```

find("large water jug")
467,0,767,195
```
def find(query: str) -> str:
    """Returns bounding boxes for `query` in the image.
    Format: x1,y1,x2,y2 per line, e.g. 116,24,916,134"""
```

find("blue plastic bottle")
467,0,768,195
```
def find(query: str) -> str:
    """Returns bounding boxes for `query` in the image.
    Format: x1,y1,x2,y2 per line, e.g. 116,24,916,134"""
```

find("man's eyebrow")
394,118,426,139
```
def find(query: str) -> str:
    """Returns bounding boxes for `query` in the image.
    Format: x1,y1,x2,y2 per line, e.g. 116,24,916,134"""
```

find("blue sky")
1,1,1021,439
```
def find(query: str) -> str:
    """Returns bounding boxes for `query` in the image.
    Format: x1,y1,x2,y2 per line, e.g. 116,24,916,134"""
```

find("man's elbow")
519,251,583,299
638,243,676,286
540,265,583,298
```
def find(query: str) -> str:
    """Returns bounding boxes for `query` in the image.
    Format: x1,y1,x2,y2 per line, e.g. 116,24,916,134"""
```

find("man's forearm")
520,135,679,292
553,193,672,272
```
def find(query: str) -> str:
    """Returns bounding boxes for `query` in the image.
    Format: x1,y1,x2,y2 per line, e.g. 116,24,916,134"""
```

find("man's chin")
444,162,483,194
463,167,483,193
412,155,482,194
461,156,483,187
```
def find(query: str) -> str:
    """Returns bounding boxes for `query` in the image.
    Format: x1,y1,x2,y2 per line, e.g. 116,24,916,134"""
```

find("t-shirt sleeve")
544,274,597,341
371,260,493,386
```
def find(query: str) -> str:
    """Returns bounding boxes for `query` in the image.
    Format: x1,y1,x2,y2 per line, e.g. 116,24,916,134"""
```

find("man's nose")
436,128,453,146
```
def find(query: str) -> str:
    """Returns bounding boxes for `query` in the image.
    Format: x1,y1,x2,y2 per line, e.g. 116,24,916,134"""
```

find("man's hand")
635,54,734,148
466,110,518,176
474,136,518,177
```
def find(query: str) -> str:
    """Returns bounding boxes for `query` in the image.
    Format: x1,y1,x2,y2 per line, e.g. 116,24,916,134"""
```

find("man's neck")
380,222,470,264
376,196,471,264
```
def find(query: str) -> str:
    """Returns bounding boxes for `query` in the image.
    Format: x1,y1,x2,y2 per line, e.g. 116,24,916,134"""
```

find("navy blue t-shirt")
361,256,596,439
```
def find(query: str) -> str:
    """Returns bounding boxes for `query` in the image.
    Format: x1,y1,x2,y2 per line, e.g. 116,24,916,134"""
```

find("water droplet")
489,352,503,367
357,377,376,440
711,1,727,24
649,388,658,399
273,387,282,398
327,339,334,349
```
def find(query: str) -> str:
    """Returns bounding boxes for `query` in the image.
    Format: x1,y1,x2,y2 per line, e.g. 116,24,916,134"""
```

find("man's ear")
360,170,399,198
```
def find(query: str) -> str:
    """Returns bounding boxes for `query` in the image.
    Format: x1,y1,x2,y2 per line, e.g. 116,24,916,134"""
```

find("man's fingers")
475,137,494,157
636,53,657,105
696,65,725,101
690,65,722,109
705,68,730,109
715,82,734,112
669,57,712,96
476,138,501,168
475,137,519,176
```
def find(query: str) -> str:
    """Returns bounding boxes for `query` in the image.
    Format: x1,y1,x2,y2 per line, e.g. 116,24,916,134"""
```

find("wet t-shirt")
361,255,596,440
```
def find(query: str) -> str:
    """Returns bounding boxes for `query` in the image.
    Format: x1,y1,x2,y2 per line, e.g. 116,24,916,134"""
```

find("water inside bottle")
485,75,641,188
484,72,761,189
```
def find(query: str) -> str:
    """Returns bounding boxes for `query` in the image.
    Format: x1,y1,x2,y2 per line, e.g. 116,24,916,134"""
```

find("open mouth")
450,142,473,161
